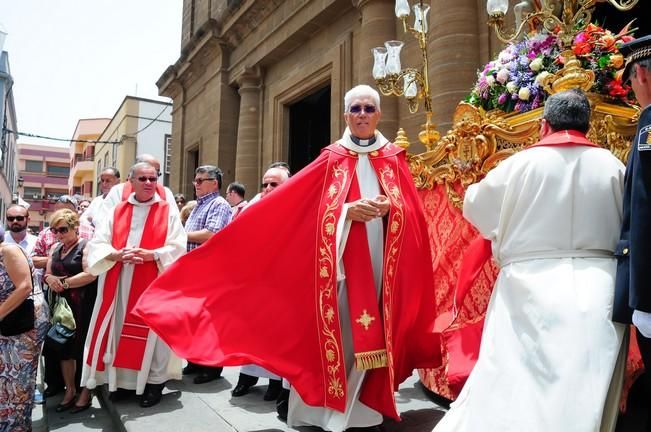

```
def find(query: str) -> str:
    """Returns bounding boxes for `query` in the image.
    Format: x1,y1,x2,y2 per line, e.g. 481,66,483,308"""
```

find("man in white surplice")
433,89,627,432
80,162,187,408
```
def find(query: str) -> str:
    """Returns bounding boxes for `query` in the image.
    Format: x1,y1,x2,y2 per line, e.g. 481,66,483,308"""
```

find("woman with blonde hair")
0,225,49,431
44,209,97,413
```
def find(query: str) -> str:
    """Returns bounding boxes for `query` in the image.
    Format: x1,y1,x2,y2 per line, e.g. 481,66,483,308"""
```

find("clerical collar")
349,135,377,147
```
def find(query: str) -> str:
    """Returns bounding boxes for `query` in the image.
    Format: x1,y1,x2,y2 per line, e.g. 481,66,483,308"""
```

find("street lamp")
372,0,440,151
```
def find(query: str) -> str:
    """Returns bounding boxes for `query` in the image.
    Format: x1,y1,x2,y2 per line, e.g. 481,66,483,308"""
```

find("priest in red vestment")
134,84,441,431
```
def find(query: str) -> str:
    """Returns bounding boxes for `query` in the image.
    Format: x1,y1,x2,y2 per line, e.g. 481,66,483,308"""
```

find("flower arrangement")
466,24,635,114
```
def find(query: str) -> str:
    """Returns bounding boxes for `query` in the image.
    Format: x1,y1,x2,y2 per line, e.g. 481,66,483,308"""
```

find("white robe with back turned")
433,144,627,432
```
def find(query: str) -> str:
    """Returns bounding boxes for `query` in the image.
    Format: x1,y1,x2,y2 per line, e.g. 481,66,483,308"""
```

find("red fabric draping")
134,142,441,420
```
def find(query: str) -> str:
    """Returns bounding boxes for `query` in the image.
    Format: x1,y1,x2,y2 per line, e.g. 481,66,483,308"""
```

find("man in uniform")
613,34,651,430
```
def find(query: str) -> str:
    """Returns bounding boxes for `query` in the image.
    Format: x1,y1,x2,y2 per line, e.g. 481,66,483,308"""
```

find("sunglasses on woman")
50,226,70,234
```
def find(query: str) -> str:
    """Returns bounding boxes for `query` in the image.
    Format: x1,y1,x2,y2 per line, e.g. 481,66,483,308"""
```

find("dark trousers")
636,329,651,431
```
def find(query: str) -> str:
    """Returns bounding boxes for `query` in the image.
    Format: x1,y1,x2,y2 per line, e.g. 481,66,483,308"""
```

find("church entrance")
288,84,331,174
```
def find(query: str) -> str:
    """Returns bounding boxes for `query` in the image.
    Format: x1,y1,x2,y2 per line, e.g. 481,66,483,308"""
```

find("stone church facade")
158,0,645,198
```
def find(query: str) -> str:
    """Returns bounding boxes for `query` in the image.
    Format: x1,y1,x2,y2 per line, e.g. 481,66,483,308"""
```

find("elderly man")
433,90,626,432
182,165,232,385
79,167,120,235
98,154,178,228
4,204,37,254
135,84,439,430
613,34,651,430
80,162,187,408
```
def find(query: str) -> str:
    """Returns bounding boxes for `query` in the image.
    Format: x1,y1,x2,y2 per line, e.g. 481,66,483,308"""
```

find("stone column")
429,0,481,132
234,67,262,199
354,0,400,139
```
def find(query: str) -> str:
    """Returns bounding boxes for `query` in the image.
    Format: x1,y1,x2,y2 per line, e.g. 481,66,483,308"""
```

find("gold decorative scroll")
409,99,639,208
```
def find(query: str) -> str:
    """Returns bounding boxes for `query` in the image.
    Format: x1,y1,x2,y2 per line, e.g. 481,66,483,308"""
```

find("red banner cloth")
134,142,441,419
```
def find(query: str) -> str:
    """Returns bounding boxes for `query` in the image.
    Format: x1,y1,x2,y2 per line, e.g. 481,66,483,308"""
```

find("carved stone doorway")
288,84,331,174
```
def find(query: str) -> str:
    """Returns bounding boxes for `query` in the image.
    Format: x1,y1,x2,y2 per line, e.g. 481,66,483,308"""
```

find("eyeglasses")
193,178,216,185
349,104,377,114
261,182,279,188
137,176,158,183
50,226,70,234
6,216,26,222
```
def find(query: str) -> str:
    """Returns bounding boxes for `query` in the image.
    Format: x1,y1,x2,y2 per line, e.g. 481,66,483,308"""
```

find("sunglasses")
50,226,70,234
137,176,158,183
349,104,377,114
261,182,279,188
6,215,26,222
193,178,216,185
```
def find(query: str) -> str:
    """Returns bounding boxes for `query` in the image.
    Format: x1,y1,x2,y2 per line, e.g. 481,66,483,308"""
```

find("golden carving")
409,100,638,207
356,309,376,330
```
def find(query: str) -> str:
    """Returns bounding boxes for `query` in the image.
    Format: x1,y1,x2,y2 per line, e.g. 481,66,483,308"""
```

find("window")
46,165,70,176
164,134,172,185
23,187,42,199
25,160,43,172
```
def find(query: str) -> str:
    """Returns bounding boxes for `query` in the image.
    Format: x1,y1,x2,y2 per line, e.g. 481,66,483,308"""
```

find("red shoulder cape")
134,142,440,419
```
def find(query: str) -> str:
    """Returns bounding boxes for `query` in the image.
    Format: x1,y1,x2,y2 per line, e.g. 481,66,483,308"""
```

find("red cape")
134,141,440,419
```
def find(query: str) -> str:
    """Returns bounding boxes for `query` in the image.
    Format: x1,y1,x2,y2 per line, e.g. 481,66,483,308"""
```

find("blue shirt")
185,191,232,251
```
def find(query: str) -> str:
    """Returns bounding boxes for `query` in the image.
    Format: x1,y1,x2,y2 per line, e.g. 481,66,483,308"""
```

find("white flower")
496,68,510,84
535,71,551,85
506,81,518,94
486,75,495,86
518,87,531,101
530,57,543,72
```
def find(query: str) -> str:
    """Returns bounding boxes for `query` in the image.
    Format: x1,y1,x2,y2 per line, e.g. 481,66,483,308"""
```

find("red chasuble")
86,200,169,372
134,141,441,419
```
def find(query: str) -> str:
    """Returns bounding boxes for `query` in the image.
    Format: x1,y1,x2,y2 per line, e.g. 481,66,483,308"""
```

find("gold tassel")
354,349,388,370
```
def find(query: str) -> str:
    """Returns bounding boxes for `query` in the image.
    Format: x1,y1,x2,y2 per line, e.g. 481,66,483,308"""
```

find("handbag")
45,294,76,350
0,298,34,336
0,268,36,337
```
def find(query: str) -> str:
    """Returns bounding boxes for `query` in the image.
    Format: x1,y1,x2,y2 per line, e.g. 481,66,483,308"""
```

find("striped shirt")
185,191,232,251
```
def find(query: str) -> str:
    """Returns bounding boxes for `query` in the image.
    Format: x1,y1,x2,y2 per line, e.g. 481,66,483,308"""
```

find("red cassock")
133,141,441,420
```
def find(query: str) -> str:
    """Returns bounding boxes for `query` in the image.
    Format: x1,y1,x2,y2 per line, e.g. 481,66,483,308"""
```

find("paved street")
42,366,447,432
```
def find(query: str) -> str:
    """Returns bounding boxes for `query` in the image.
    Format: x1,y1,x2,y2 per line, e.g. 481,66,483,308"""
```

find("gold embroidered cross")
356,309,375,330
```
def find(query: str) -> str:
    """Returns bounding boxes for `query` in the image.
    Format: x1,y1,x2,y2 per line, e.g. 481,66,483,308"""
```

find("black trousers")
636,328,651,431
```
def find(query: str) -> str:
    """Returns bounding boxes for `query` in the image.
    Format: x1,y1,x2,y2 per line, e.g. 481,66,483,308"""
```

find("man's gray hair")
196,165,223,189
128,162,157,179
632,58,651,76
543,89,591,134
344,85,381,113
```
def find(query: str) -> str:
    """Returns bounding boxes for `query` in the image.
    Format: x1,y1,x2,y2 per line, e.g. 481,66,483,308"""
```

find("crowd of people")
1,34,651,432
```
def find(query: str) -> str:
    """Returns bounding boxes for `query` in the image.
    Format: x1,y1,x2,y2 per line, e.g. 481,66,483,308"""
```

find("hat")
621,34,651,82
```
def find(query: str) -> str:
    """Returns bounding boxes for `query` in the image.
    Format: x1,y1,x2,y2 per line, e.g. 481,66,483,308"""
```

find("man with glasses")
614,34,651,429
82,162,187,408
225,182,247,219
4,204,37,255
99,154,178,227
136,84,439,431
182,165,232,385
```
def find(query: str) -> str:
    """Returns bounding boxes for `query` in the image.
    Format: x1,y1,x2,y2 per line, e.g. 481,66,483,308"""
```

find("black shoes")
193,367,223,385
231,373,259,397
182,362,200,375
55,397,76,412
264,379,282,401
140,383,165,408
276,388,289,421
109,388,135,402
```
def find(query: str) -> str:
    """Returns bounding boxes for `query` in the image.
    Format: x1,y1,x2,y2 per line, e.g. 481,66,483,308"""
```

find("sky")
1,0,182,147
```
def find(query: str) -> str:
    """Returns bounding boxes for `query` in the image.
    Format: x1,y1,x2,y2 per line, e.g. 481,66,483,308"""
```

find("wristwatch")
153,251,161,262
63,280,70,290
